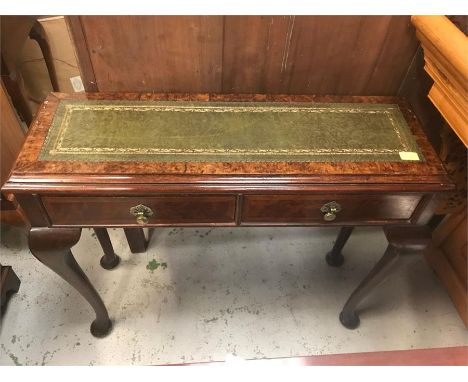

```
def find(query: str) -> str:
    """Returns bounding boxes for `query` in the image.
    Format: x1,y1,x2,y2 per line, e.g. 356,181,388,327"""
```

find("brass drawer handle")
320,201,341,222
129,204,154,225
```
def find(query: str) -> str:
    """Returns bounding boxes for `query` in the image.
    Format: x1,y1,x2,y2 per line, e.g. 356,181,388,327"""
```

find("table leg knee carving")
29,227,112,337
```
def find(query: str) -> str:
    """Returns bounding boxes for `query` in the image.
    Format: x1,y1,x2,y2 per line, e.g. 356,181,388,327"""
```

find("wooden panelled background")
68,16,418,95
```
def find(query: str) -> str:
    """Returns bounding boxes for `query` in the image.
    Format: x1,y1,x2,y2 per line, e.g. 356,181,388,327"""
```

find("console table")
2,93,452,337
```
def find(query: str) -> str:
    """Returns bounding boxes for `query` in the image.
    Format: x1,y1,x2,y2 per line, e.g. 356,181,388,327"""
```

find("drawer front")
42,195,237,226
241,194,423,224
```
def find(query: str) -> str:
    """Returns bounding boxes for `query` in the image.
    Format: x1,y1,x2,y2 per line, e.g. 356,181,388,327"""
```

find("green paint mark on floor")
9,353,22,366
146,259,167,273
1,344,22,366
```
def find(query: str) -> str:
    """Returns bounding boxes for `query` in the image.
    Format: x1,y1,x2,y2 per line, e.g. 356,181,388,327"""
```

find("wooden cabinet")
0,81,26,226
1,82,25,188
412,16,468,327
426,208,467,326
412,16,468,146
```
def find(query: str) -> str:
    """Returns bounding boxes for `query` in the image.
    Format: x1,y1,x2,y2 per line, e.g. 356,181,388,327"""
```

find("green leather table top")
39,100,424,162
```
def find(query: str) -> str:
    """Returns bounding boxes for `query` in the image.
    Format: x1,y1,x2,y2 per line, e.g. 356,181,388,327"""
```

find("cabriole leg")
339,244,399,329
29,227,112,337
93,228,121,270
0,265,21,315
339,225,432,329
326,226,354,267
123,228,147,253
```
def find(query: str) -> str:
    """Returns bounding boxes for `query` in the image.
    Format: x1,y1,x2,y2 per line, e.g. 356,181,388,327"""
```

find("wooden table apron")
2,93,453,337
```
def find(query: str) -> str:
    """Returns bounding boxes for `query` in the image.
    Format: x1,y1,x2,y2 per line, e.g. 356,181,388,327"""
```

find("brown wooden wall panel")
79,16,224,93
288,16,393,94
69,16,418,95
365,16,420,94
221,16,290,93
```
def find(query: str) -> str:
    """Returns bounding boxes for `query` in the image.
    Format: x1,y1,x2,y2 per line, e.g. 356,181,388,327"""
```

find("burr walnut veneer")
2,93,452,337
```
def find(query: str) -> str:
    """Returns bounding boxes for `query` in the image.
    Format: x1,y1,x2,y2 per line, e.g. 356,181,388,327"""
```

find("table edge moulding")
2,92,454,337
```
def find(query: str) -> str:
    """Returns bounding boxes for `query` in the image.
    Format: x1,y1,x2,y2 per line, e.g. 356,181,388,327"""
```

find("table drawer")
42,195,237,226
241,194,423,224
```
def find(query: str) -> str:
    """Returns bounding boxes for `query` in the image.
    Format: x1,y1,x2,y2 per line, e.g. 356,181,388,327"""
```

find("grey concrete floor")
0,224,466,365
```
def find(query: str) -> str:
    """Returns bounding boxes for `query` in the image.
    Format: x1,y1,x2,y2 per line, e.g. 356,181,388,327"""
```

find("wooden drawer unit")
42,195,237,226
241,194,423,224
